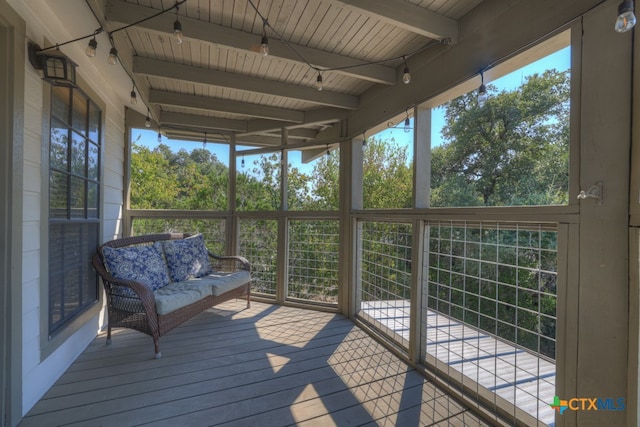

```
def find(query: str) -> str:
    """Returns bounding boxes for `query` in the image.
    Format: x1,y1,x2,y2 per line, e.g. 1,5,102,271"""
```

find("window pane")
49,223,99,332
236,149,281,211
72,90,88,135
287,147,339,211
88,101,100,143
87,182,98,218
71,132,86,177
81,225,99,305
50,119,68,170
51,86,70,123
88,142,99,180
430,47,570,207
50,171,68,218
70,177,85,218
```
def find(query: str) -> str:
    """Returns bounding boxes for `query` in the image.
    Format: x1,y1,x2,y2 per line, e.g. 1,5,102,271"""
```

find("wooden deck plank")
362,300,556,425
20,301,488,427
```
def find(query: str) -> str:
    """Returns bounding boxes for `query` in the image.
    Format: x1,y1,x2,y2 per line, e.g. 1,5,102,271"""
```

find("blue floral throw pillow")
162,234,213,282
102,242,170,292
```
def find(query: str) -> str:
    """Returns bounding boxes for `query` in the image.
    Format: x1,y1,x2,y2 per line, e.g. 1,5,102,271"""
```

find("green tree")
432,69,570,207
363,137,413,209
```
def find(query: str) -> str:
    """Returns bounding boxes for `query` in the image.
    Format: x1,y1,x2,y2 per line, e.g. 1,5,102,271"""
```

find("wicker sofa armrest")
207,251,251,273
91,252,158,316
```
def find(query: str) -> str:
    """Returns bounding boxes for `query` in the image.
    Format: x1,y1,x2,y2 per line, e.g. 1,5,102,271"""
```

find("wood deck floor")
20,301,490,427
360,301,555,425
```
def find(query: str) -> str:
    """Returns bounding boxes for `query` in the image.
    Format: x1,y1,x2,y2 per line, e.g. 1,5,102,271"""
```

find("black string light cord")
33,0,452,120
38,0,187,53
245,0,447,75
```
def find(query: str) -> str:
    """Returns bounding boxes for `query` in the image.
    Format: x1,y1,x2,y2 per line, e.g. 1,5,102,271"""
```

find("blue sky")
133,46,570,167
375,46,571,149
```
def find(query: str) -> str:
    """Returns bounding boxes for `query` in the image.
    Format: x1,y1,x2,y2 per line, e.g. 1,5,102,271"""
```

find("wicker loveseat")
92,233,250,358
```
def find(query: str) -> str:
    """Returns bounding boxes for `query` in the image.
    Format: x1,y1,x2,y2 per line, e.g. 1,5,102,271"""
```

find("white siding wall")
8,0,128,415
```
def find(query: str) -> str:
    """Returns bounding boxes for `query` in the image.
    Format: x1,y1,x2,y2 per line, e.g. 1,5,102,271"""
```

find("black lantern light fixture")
28,42,77,87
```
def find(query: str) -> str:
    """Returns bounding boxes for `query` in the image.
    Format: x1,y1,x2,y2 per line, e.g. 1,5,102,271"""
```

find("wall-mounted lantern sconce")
28,42,77,87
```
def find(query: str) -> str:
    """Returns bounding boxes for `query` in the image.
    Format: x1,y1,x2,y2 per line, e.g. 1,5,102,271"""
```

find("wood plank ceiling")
101,0,484,147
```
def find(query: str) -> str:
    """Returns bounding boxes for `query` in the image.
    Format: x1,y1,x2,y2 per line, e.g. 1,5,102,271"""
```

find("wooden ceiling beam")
160,111,248,132
332,0,458,41
134,57,358,110
106,0,396,85
149,90,304,123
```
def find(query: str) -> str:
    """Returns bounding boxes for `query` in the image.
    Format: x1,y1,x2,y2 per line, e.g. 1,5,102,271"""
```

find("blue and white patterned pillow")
102,242,170,292
162,234,213,282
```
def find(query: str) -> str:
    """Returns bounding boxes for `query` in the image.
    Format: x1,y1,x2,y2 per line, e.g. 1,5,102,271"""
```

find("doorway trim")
0,1,25,426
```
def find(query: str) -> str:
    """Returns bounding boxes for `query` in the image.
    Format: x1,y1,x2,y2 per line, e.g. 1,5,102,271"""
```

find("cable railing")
287,219,340,304
130,213,558,425
354,219,558,425
130,217,226,255
239,218,278,297
356,220,413,349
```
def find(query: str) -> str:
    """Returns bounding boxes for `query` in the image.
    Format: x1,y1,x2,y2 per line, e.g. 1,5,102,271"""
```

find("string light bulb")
157,131,162,143
85,37,97,58
404,110,411,133
130,82,137,105
402,56,411,84
241,154,245,168
615,0,636,32
173,2,183,44
174,19,183,44
260,21,269,56
316,73,323,91
326,144,330,157
477,72,488,107
108,46,118,65
362,132,367,147
145,109,151,128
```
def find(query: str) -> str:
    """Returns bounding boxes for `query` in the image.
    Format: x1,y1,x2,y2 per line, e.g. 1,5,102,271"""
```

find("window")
48,85,101,335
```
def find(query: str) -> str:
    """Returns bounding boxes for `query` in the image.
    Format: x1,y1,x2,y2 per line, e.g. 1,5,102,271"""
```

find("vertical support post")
414,106,431,209
349,136,364,317
409,219,425,363
228,134,237,255
276,129,289,304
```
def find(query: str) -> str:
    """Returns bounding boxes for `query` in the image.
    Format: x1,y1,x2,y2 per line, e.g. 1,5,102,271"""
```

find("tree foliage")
432,69,570,207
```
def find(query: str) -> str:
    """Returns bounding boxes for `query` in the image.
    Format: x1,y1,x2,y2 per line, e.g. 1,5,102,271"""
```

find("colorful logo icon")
550,396,569,414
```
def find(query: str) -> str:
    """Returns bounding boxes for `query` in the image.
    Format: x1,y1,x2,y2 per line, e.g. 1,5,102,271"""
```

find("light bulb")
260,35,269,56
108,47,118,65
85,37,97,58
316,74,323,91
174,19,183,44
144,115,151,128
157,132,162,143
477,84,488,107
403,67,411,84
241,158,245,168
615,0,636,32
130,90,137,105
404,117,411,133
